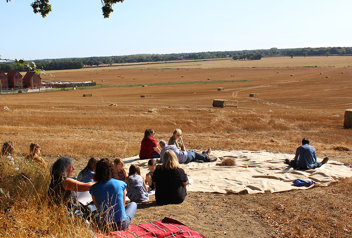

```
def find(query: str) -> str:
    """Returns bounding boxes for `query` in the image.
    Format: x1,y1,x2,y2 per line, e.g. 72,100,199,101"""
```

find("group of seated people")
2,130,329,233
1,141,47,168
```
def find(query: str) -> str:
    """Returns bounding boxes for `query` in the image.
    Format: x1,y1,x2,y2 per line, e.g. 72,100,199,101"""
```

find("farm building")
0,71,8,90
7,70,22,89
22,71,42,89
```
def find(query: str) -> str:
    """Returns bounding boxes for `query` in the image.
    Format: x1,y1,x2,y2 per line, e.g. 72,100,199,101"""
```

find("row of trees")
0,61,84,73
1,46,351,73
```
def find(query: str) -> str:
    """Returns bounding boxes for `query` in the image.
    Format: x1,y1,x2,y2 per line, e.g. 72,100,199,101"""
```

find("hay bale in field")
344,109,352,128
148,108,158,113
342,72,345,74
109,103,118,107
326,76,330,78
249,93,259,97
207,78,211,80
320,73,323,75
212,99,238,108
83,94,92,97
290,74,294,77
142,85,148,87
218,87,224,91
141,95,153,98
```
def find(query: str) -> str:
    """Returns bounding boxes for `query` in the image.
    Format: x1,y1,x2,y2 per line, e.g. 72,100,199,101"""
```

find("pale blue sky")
1,0,351,60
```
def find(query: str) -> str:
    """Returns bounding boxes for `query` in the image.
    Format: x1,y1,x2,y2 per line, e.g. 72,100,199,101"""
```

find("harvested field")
2,56,352,237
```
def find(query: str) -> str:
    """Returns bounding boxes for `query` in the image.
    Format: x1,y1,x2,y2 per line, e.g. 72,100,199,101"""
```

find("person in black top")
152,150,188,205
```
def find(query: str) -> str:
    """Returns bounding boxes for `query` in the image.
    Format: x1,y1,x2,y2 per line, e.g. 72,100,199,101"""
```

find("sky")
1,0,352,60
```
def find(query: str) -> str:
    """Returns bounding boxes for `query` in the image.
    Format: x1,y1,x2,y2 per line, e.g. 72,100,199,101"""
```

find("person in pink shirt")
139,129,160,159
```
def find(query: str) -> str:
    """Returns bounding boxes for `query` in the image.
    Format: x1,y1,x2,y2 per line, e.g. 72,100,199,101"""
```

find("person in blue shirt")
77,157,99,183
285,138,329,170
90,158,137,231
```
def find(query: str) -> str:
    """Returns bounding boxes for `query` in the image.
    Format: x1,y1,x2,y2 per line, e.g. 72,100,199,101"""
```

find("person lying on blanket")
89,158,137,231
284,138,329,170
159,140,216,164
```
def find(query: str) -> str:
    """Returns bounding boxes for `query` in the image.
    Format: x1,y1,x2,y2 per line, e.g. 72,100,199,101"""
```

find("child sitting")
114,158,128,183
25,143,46,168
146,159,156,191
77,157,99,183
127,164,149,203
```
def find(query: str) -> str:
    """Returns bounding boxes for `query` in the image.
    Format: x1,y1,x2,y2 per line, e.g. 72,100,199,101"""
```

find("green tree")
6,0,124,18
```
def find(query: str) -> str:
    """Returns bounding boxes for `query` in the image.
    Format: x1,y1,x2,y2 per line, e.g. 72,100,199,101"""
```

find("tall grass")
0,157,93,237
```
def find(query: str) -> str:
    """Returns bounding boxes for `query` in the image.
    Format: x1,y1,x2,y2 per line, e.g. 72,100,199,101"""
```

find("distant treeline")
0,46,351,73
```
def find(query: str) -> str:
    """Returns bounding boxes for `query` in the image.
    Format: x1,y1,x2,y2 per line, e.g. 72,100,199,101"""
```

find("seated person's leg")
151,153,160,159
194,152,209,162
123,202,137,228
186,151,196,163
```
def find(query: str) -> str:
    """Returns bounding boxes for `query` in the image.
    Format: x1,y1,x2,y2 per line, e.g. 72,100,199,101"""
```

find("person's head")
95,158,117,182
172,129,182,139
1,141,15,156
113,158,124,171
159,139,166,149
87,157,99,172
144,129,155,138
29,143,41,156
51,156,74,181
148,159,157,172
128,164,141,177
162,150,180,170
302,138,310,145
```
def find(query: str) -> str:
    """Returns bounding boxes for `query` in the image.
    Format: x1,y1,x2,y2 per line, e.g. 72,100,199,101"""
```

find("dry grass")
1,56,352,237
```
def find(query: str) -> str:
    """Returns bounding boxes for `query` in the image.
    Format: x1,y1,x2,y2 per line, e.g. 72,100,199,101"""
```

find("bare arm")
92,195,98,208
62,178,94,192
181,142,186,151
142,176,148,191
153,147,161,154
153,182,156,189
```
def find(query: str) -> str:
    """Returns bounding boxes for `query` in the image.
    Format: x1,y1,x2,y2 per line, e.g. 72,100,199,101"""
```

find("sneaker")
322,156,329,164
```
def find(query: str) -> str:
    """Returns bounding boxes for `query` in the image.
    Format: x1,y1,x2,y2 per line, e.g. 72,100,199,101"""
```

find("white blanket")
122,150,352,194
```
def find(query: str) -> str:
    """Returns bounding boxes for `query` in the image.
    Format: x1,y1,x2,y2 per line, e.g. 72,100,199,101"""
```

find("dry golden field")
1,56,352,237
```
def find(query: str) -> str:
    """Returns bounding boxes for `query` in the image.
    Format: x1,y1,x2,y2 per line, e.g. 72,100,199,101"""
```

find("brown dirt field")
2,57,352,237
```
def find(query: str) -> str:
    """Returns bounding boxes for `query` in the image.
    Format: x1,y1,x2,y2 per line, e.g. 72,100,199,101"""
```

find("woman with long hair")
48,156,93,208
26,143,46,168
89,158,137,231
152,150,188,205
139,129,160,159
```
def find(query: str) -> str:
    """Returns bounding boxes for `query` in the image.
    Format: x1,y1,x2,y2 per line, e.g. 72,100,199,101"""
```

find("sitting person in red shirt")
139,129,160,159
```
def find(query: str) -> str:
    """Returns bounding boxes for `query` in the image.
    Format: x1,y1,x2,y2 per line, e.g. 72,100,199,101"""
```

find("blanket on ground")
95,217,205,238
123,150,352,194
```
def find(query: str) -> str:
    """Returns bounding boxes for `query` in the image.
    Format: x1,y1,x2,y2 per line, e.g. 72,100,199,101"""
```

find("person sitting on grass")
145,159,156,191
48,156,94,210
152,150,188,205
168,129,186,151
26,143,47,168
113,158,128,183
284,138,329,170
159,140,216,164
139,129,160,159
89,158,137,231
1,141,16,165
77,157,99,183
127,164,149,203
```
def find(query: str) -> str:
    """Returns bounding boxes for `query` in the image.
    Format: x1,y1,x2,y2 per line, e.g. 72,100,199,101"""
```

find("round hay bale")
326,76,330,78
290,74,294,77
218,87,224,91
344,109,352,128
342,72,345,74
320,73,323,75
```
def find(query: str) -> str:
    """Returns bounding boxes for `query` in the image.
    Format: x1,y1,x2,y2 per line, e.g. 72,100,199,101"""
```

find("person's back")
127,174,149,203
77,168,94,183
295,144,317,169
90,178,127,223
153,167,187,205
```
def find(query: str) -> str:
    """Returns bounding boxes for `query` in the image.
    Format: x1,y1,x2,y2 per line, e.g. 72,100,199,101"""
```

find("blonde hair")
162,150,180,170
113,158,124,168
